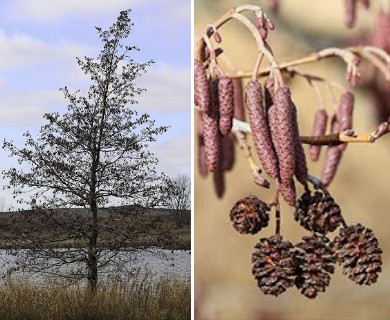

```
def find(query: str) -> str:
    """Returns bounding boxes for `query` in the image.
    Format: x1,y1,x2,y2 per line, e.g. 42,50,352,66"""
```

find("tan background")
194,1,390,319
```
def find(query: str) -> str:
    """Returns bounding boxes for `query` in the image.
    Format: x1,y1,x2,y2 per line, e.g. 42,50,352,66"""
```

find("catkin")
218,77,234,136
220,133,235,171
310,109,328,161
245,80,279,179
321,115,342,186
202,80,220,172
194,60,210,113
345,0,357,28
291,103,308,187
273,86,296,184
197,115,208,177
279,178,296,206
233,79,245,121
338,92,354,131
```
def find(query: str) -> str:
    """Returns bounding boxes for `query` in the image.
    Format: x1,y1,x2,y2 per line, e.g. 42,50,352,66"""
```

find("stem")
274,187,281,235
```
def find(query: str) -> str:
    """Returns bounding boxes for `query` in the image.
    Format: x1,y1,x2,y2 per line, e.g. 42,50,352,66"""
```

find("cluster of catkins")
230,194,382,299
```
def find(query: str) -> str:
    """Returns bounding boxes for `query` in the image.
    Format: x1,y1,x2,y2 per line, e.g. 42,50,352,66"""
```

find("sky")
0,0,191,209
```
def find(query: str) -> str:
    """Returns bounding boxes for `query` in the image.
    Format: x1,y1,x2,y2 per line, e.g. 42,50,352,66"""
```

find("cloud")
137,64,190,112
3,0,190,26
0,89,64,126
150,136,191,176
3,0,136,23
0,30,94,70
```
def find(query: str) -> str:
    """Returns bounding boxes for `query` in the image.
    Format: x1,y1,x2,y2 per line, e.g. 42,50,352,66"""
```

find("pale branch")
232,118,390,145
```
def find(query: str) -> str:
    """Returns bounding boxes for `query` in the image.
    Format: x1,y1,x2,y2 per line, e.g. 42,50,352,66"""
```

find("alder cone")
295,190,343,234
245,80,279,179
252,235,296,296
230,196,270,234
333,224,382,285
194,60,210,113
295,235,336,299
273,86,296,184
218,77,234,136
310,109,328,162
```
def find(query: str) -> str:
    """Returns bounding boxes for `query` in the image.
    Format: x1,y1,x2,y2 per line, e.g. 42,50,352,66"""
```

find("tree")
2,9,168,293
163,174,191,228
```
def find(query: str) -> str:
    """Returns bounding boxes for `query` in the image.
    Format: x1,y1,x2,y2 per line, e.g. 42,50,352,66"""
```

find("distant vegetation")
0,206,190,250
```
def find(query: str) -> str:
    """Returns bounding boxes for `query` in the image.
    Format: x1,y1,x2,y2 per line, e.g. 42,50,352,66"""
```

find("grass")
0,273,190,320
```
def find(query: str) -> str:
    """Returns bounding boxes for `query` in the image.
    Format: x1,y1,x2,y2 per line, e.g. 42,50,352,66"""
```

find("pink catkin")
321,115,342,186
197,116,208,177
202,80,220,172
279,179,296,206
213,134,225,198
345,0,357,28
194,60,210,113
337,92,354,152
233,79,245,121
245,80,279,179
220,133,235,171
273,86,296,184
310,109,328,161
291,103,308,188
218,77,234,136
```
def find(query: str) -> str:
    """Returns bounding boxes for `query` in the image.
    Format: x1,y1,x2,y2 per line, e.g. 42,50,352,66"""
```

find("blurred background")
194,1,390,319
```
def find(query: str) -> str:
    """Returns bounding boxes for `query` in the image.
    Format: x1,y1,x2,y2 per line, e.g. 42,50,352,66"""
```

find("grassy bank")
0,274,190,320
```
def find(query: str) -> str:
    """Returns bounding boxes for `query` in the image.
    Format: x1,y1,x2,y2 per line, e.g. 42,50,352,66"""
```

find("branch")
232,118,390,145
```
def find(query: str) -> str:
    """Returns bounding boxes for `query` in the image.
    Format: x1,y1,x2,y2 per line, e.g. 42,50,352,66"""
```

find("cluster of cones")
230,193,382,299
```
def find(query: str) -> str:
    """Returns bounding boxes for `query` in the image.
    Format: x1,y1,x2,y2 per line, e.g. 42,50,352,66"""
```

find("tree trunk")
87,156,99,294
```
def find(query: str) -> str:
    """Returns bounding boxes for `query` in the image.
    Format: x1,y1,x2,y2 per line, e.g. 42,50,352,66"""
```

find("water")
0,248,191,284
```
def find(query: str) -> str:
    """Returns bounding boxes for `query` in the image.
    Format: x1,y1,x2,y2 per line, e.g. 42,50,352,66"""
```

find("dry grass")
0,274,190,320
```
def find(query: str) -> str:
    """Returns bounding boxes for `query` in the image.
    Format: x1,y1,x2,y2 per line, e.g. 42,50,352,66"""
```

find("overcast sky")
0,0,191,208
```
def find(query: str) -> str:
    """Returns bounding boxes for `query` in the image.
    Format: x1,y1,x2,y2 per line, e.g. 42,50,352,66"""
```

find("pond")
0,248,191,284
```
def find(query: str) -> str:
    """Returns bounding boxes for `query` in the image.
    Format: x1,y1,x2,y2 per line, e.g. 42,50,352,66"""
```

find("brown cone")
230,196,270,234
295,235,336,299
252,235,296,296
294,190,343,234
332,224,382,285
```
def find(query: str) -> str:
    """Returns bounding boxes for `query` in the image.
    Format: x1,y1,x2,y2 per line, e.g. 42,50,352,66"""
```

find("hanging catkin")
202,79,220,172
194,60,210,113
218,77,234,136
310,109,328,161
291,103,308,188
321,115,342,186
245,80,279,179
273,86,296,184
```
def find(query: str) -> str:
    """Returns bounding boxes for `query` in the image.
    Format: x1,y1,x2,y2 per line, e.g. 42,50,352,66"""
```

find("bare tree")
163,174,191,228
2,9,169,293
